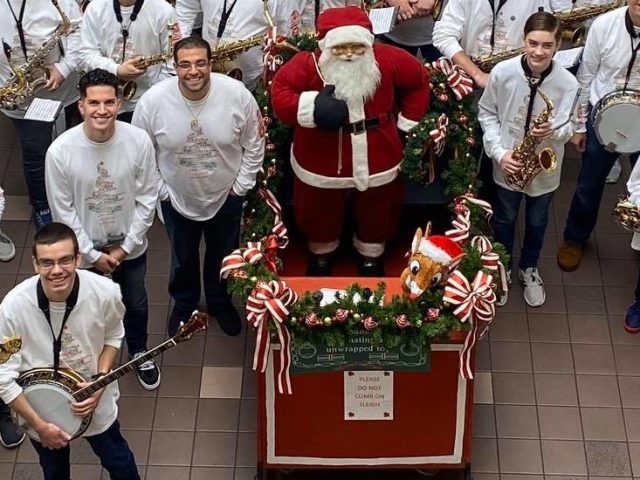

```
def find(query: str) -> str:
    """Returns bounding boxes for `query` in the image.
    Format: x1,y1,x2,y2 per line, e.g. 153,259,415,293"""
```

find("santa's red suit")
271,7,429,258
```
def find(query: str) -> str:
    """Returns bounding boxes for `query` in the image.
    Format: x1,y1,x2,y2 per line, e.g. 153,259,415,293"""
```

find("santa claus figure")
271,6,430,276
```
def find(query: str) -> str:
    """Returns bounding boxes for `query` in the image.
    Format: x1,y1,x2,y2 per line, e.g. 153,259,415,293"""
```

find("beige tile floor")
1,114,640,479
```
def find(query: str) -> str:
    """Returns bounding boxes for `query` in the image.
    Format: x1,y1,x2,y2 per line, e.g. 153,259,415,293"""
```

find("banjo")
591,89,640,154
12,311,208,442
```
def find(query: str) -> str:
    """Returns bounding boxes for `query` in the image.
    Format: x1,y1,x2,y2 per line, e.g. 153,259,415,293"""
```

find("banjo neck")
72,310,209,402
72,339,175,402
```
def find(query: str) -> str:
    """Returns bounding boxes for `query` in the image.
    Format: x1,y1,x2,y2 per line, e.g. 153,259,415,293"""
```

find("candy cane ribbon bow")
262,27,283,80
444,270,496,380
246,280,298,394
258,188,289,248
445,193,494,244
220,243,264,279
471,236,508,294
431,57,475,100
429,114,449,156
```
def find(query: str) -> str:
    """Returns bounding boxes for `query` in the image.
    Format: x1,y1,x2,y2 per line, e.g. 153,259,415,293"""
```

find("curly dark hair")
78,68,120,98
173,36,212,63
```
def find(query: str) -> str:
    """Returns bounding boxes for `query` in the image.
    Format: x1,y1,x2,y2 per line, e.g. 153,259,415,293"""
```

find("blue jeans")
10,104,80,212
160,195,243,312
564,120,640,245
493,185,554,270
31,420,139,480
90,253,149,354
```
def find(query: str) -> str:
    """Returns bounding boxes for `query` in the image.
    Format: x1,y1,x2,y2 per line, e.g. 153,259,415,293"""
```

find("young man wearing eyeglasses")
132,36,264,337
44,69,162,391
0,222,140,479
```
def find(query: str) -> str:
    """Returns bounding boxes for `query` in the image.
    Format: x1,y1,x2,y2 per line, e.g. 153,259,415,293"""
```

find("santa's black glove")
313,85,349,130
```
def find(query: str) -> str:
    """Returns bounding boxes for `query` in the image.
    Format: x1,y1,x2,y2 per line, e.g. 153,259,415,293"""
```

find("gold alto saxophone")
555,0,624,47
475,47,525,73
613,197,640,233
505,89,558,190
211,34,264,81
0,0,75,110
120,22,174,101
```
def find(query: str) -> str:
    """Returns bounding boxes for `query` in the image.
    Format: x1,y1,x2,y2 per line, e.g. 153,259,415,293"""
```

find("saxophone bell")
561,24,586,48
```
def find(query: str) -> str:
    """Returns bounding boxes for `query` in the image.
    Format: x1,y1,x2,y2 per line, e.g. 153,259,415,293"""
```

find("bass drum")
591,89,640,154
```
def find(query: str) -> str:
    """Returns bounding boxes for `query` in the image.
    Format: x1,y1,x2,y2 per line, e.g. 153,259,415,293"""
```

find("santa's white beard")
318,48,381,105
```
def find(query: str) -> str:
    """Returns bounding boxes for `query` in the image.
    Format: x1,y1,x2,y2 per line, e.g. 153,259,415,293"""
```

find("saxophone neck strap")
521,54,553,133
217,0,239,40
5,0,28,60
487,0,509,50
36,274,80,379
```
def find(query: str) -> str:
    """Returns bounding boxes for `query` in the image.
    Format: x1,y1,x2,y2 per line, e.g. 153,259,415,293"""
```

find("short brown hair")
173,36,212,63
32,223,79,259
524,11,562,43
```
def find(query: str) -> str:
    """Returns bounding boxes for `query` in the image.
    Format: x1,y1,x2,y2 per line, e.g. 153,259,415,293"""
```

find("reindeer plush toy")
401,223,464,300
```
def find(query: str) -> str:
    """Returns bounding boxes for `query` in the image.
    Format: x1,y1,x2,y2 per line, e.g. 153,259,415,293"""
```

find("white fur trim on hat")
418,239,453,265
318,25,374,51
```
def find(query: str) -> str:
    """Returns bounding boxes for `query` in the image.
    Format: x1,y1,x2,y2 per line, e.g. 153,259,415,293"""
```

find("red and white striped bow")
429,114,449,156
431,57,475,100
445,204,471,243
258,188,289,248
246,280,298,394
444,270,496,380
262,27,283,82
471,235,508,294
220,243,264,279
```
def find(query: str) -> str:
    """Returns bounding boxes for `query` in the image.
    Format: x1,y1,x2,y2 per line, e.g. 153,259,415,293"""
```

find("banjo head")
593,90,640,154
14,369,92,441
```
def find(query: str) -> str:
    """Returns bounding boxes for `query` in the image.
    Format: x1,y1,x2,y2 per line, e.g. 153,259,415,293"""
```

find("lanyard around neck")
37,275,80,380
113,0,144,62
521,54,553,133
5,0,28,60
217,0,239,40
624,9,640,92
487,0,508,50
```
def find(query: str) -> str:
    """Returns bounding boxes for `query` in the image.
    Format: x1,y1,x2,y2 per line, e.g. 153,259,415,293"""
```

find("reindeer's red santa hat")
417,235,464,266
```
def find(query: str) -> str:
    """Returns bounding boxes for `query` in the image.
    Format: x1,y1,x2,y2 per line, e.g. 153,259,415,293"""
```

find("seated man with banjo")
0,223,139,479
557,0,640,273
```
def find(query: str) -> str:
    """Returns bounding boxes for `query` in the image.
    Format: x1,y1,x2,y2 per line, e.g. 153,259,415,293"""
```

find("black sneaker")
168,306,193,337
0,417,25,449
132,352,161,391
210,303,242,336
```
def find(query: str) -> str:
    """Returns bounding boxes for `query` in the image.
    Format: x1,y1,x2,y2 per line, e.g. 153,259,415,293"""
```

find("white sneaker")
519,267,546,307
606,159,622,184
0,229,15,262
496,271,511,307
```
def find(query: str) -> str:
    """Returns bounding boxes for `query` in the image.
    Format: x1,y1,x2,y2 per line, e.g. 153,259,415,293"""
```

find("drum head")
595,102,640,154
22,384,82,439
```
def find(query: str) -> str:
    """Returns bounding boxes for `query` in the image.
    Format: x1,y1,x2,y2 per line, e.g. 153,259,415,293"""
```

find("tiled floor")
1,113,640,480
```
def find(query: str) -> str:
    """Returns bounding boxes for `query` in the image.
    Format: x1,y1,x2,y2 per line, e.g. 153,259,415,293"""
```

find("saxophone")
555,0,624,47
613,197,640,233
505,89,558,191
211,34,264,80
120,22,174,101
475,48,525,73
0,0,75,110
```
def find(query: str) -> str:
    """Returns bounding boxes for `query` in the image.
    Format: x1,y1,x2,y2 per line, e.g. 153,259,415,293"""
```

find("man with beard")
132,36,264,336
271,6,430,276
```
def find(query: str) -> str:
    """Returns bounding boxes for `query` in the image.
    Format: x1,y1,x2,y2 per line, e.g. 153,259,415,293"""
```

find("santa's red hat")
316,6,375,51
418,235,464,266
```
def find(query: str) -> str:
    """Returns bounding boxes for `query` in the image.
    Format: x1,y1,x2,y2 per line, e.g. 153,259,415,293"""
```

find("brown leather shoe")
557,240,583,272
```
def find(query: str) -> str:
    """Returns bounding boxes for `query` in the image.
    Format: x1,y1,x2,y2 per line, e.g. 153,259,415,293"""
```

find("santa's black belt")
346,112,393,135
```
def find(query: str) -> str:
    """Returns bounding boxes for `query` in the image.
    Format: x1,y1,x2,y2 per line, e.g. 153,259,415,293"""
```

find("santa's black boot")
306,253,335,276
358,256,385,277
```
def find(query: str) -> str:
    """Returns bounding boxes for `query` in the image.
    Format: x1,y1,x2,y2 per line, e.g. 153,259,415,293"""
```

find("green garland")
226,34,507,350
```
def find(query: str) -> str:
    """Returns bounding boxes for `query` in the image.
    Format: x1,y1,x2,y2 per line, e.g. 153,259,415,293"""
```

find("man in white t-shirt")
45,69,161,391
133,36,264,336
79,0,178,123
0,223,140,479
